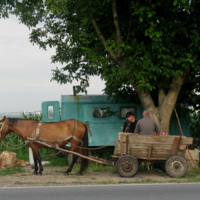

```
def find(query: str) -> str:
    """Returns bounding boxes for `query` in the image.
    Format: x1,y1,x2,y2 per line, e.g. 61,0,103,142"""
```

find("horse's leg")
64,154,79,175
77,125,89,175
32,149,38,175
77,147,84,175
31,145,43,175
64,139,80,175
37,149,43,175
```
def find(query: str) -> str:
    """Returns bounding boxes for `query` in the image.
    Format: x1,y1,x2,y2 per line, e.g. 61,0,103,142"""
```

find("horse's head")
0,116,9,142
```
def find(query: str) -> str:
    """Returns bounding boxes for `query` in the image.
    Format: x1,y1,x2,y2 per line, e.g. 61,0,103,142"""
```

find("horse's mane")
7,117,39,125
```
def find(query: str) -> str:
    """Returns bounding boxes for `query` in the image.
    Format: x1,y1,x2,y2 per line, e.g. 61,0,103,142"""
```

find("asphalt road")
0,183,199,200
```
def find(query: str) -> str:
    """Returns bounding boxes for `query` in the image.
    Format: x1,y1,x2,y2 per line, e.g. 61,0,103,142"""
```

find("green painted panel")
61,95,111,104
88,123,122,146
169,117,190,137
61,102,81,121
41,101,60,122
83,104,124,146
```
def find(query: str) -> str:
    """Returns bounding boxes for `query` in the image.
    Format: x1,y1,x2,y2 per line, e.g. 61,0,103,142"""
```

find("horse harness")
26,119,83,145
0,119,6,138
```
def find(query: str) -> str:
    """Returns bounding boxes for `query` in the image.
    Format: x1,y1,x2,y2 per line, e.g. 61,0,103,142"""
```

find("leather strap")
36,122,42,140
72,119,76,136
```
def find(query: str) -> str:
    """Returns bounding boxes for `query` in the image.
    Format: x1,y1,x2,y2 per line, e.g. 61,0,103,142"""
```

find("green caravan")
41,94,190,148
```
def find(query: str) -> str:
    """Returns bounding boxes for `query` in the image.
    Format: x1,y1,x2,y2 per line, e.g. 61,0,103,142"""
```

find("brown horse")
0,116,88,175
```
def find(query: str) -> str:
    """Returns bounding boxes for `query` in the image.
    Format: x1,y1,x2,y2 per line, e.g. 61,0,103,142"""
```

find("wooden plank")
27,137,114,166
114,141,120,156
148,145,153,159
179,136,193,145
111,155,120,158
151,150,171,154
151,145,172,150
128,144,172,150
121,135,127,143
120,143,126,156
127,144,130,155
129,149,148,157
118,132,193,145
134,157,167,160
126,135,129,154
171,137,181,155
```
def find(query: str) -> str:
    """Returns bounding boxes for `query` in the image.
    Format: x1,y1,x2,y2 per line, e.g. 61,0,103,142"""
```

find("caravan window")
120,107,135,118
93,108,107,118
48,105,54,119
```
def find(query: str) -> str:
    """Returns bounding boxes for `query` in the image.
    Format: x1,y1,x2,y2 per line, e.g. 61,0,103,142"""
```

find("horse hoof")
38,172,42,175
77,172,82,176
64,172,69,176
32,172,38,175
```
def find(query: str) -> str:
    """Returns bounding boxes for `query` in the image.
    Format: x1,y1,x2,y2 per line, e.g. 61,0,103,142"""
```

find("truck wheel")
165,155,188,178
117,156,138,177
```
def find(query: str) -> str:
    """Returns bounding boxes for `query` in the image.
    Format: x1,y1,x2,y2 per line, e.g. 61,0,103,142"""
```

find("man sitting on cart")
134,110,161,172
134,110,160,136
123,111,138,133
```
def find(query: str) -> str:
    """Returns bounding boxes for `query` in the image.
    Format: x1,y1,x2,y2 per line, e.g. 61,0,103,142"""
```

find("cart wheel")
165,155,188,178
117,156,138,177
159,162,166,173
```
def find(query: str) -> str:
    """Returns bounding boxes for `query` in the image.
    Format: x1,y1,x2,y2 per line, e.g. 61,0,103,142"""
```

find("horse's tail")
82,124,89,171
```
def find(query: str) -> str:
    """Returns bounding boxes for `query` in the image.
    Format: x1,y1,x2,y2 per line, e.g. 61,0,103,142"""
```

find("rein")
2,140,27,150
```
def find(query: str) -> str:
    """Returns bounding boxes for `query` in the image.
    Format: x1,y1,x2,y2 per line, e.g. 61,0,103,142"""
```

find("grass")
180,167,200,182
118,179,161,184
86,162,117,173
45,155,68,167
0,167,25,176
70,180,116,185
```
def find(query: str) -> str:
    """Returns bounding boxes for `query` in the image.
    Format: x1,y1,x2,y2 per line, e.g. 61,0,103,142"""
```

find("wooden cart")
28,132,194,178
112,132,194,178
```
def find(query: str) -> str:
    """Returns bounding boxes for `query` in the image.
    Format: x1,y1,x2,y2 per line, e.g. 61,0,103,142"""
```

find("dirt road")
0,163,199,187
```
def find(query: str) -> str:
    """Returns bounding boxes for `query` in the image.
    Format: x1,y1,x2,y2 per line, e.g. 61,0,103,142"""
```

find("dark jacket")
123,119,138,133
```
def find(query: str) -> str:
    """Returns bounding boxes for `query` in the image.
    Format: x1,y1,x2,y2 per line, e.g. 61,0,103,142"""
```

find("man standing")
134,110,160,136
123,111,138,133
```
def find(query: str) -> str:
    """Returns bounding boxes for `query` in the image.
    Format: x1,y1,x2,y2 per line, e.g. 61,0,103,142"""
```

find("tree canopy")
1,0,200,133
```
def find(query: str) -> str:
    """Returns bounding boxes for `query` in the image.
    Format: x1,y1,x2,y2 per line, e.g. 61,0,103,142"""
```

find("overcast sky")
0,15,105,113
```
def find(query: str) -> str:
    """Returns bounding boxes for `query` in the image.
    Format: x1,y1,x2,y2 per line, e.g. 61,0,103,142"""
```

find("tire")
159,162,166,173
117,156,139,177
165,155,188,178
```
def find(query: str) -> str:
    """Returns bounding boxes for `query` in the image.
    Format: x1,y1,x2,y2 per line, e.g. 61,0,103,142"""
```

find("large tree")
1,0,200,134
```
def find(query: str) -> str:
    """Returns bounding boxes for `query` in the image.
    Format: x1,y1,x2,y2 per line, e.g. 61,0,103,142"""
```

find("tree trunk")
134,76,184,135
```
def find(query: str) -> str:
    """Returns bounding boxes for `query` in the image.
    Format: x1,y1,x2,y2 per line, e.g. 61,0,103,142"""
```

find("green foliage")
95,150,114,160
190,112,200,147
21,112,42,120
0,128,28,160
45,154,68,166
1,0,200,116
